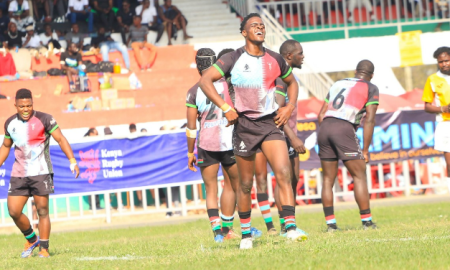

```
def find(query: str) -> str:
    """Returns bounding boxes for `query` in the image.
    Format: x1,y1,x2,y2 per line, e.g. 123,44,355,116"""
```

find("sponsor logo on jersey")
244,64,250,72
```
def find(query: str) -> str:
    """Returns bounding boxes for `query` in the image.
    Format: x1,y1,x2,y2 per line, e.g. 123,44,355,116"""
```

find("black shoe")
362,221,377,230
327,224,341,232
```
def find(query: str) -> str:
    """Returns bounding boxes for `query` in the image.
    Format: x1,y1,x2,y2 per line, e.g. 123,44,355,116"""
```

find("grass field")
1,202,450,270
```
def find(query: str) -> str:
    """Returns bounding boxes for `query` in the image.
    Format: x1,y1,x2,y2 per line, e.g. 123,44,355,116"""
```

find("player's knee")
240,180,253,194
8,207,22,220
276,166,292,186
36,207,49,218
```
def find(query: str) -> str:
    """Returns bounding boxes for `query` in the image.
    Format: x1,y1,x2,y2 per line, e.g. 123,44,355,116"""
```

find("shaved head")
356,60,374,76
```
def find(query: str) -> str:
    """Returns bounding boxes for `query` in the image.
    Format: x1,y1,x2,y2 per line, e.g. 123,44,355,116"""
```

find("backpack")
98,61,114,73
47,68,62,76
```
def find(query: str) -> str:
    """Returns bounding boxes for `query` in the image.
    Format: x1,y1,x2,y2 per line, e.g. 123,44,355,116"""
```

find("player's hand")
363,150,369,163
225,109,238,127
188,155,197,172
71,164,80,178
291,138,306,154
274,105,294,128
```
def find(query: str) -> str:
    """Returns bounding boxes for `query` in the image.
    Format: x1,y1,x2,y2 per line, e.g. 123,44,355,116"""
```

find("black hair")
133,15,142,19
217,48,234,60
15,88,32,100
123,0,130,3
240,13,261,33
279,39,299,57
44,23,51,28
433,47,450,59
104,127,113,135
71,23,78,27
84,128,97,137
140,128,147,132
129,123,137,130
196,48,216,74
356,60,375,76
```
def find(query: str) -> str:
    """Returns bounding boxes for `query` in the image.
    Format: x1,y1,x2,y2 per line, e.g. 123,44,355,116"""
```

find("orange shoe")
38,248,50,258
21,237,40,258
224,228,239,240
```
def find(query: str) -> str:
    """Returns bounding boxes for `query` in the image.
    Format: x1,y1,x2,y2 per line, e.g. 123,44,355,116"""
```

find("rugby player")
199,13,306,249
422,47,450,192
318,60,379,231
254,40,307,236
186,48,261,243
0,89,80,258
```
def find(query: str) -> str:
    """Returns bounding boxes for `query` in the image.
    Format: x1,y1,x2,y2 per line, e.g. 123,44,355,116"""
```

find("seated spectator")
22,24,45,59
2,21,25,49
8,0,34,33
39,23,62,53
158,0,192,45
0,0,9,13
140,128,147,133
136,0,163,44
348,0,375,23
116,0,134,44
129,123,136,133
60,42,82,91
91,26,130,70
104,126,113,135
0,9,9,41
32,0,51,22
93,0,114,31
67,0,94,33
49,0,66,23
65,23,84,50
127,15,157,70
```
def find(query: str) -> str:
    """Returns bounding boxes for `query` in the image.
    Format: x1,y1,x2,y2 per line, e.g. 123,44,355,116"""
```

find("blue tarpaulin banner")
0,133,205,199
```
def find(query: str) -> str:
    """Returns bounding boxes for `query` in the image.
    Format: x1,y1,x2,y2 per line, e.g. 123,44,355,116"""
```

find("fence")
0,157,447,228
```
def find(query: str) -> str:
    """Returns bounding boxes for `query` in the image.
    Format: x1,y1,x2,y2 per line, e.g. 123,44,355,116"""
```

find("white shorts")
434,121,450,153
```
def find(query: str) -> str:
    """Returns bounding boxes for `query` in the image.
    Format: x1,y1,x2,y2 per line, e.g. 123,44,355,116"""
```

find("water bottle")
113,59,121,74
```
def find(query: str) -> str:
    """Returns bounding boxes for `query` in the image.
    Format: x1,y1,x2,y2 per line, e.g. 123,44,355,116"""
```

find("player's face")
15,98,33,121
291,43,304,69
243,17,265,44
437,52,450,75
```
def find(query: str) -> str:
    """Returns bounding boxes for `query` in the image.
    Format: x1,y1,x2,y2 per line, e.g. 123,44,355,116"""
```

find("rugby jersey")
186,78,234,152
213,47,292,120
4,111,58,177
324,78,379,126
275,76,299,136
422,71,450,122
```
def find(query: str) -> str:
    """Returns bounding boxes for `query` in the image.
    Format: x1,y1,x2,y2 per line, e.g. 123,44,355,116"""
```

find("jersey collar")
17,110,35,122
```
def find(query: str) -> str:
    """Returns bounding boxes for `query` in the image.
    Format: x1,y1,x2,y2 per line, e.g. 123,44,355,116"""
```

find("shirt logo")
43,180,48,189
50,118,56,125
31,124,35,130
268,63,272,70
79,149,101,184
12,128,16,133
186,94,190,101
240,141,246,150
244,64,250,72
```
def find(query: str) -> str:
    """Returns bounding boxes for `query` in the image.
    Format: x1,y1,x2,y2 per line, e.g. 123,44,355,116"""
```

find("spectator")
49,0,66,23
0,9,9,41
67,0,94,33
136,0,163,44
65,23,84,50
435,0,449,31
129,123,136,132
140,128,147,133
8,0,34,33
165,186,181,217
84,127,99,136
0,0,8,13
104,126,113,135
22,24,45,59
32,0,51,22
116,0,134,44
127,15,157,70
93,26,131,70
158,0,192,46
302,1,323,25
84,128,103,210
3,21,25,49
93,0,114,31
322,0,345,25
39,23,62,53
347,0,375,23
60,42,82,91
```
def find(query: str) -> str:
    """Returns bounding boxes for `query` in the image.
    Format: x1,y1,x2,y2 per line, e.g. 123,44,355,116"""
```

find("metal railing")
253,0,450,38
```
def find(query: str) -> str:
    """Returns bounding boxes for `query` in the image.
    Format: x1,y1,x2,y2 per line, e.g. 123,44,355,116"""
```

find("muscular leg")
255,152,275,232
290,156,300,203
235,154,255,239
7,196,31,231
200,164,222,237
33,195,50,240
321,160,339,228
220,164,238,236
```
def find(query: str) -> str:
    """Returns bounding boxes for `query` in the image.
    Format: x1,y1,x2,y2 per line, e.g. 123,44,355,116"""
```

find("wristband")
287,102,296,108
220,103,231,112
69,158,77,164
187,152,195,158
186,128,197,138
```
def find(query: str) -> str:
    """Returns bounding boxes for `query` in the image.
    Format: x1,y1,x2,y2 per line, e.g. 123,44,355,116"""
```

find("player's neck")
245,42,264,57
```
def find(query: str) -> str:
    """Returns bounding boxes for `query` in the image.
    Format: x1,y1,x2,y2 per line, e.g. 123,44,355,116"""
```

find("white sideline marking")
364,235,450,243
76,255,151,261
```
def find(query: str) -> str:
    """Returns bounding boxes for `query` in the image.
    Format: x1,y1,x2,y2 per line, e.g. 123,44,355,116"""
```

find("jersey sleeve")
186,83,198,108
422,76,435,103
272,52,292,79
213,51,236,77
41,113,59,134
4,122,10,139
366,83,380,106
274,78,287,97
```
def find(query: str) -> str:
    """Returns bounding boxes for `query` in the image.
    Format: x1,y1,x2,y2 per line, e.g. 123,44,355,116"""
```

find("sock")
207,209,221,236
21,226,37,244
323,206,337,227
280,205,296,232
360,208,372,225
220,214,234,235
279,215,285,231
238,211,252,239
257,193,274,230
40,239,49,250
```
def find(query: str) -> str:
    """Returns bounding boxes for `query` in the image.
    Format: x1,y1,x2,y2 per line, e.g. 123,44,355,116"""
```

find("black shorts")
318,117,364,161
197,148,236,167
8,174,54,197
286,138,298,159
233,113,285,157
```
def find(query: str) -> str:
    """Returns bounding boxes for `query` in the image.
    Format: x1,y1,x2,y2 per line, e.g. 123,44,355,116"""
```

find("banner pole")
104,191,111,223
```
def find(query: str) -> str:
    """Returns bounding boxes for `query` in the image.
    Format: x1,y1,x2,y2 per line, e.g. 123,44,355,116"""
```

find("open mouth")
22,113,30,118
255,31,263,36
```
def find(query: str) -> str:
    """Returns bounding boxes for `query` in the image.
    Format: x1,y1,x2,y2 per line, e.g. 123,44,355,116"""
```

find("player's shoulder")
34,111,55,122
187,82,200,96
265,48,284,62
4,114,18,126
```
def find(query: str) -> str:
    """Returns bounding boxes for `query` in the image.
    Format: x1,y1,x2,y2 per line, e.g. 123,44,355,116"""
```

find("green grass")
1,202,450,269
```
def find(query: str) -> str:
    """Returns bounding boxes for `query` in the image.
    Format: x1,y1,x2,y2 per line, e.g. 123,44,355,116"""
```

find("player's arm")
318,101,328,125
51,128,80,178
275,73,298,128
199,67,238,127
424,102,450,114
186,106,198,172
362,104,378,163
0,137,13,166
284,125,305,154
